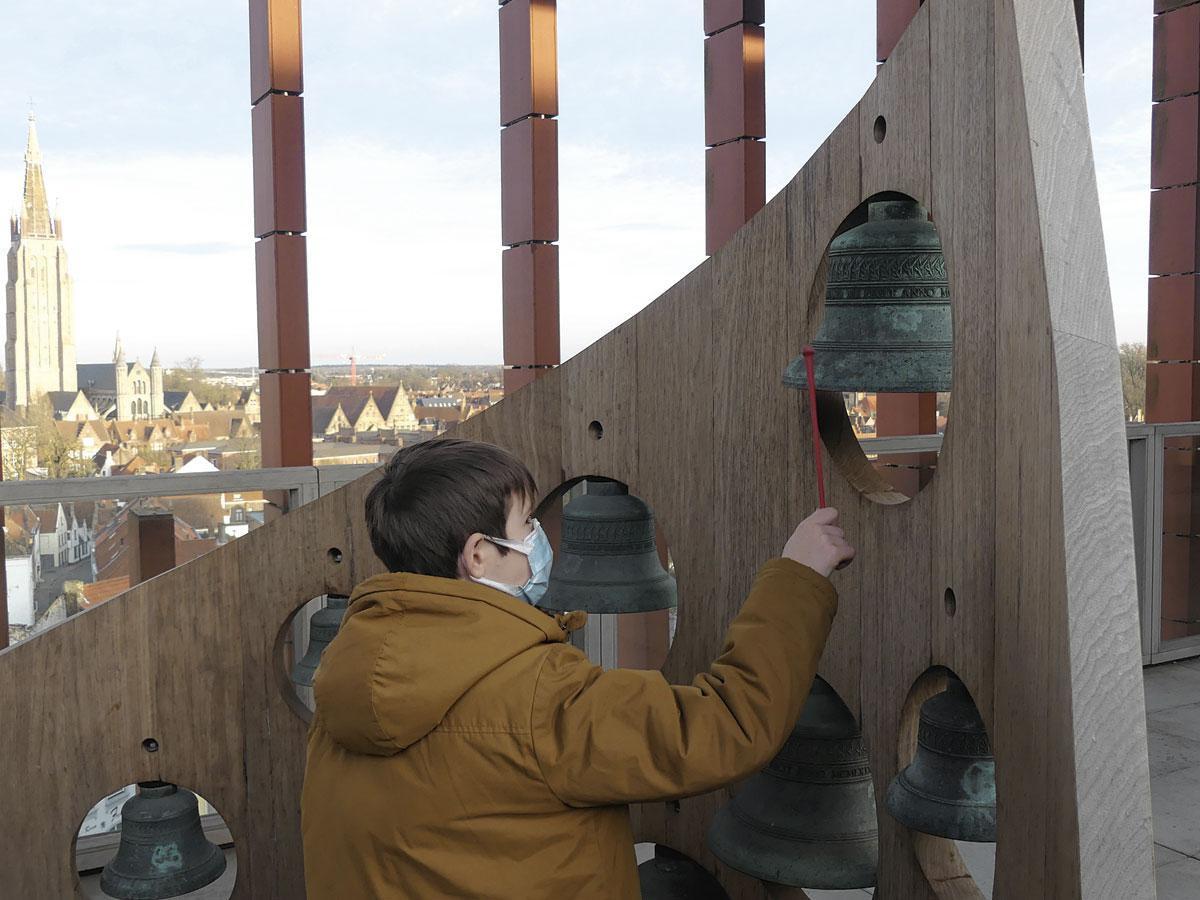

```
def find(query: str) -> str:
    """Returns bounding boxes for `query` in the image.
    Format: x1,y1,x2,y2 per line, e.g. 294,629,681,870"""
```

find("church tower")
149,348,163,418
5,114,77,409
113,334,130,419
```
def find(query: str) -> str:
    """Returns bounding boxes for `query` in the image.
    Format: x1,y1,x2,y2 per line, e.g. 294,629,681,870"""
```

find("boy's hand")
781,507,855,577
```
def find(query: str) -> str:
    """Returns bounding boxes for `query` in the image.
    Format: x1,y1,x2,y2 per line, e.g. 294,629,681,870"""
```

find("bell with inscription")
291,595,349,687
638,845,730,900
706,677,878,889
885,675,997,842
540,481,677,614
99,781,227,899
783,199,952,393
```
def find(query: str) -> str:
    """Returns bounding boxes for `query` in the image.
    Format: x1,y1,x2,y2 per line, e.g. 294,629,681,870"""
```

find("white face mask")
471,518,553,606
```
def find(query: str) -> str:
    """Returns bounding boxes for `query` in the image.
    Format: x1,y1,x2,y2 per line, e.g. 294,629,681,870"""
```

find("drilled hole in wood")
944,587,957,617
327,547,343,564
797,192,952,506
141,738,159,753
588,420,604,440
874,115,887,143
73,782,237,899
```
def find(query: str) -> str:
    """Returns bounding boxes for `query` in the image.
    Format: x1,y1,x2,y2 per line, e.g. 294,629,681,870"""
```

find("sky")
0,0,1151,369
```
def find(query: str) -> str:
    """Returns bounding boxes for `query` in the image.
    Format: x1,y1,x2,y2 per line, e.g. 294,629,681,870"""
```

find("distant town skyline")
0,1,1150,367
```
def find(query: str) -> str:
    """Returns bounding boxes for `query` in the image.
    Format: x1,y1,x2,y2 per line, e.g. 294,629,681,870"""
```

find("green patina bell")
99,782,226,899
292,596,349,687
706,677,878,889
638,845,730,900
541,481,677,614
783,199,953,393
885,675,997,842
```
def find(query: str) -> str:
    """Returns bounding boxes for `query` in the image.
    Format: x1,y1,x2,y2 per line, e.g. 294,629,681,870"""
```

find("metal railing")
3,429,1197,666
0,463,380,510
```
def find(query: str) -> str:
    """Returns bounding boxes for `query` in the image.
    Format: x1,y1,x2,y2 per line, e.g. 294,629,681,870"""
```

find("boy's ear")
459,532,489,579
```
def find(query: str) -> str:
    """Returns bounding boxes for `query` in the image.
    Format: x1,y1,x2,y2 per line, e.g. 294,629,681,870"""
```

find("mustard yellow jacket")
301,558,837,899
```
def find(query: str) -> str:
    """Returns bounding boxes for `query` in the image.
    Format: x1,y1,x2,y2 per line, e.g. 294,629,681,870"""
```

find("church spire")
113,333,125,364
20,114,53,238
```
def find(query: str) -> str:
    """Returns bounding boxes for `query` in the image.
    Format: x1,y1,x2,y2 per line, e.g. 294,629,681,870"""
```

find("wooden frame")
0,1,1153,897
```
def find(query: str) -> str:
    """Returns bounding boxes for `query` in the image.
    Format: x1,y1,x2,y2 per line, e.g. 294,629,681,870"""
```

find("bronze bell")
292,595,349,687
638,845,730,900
99,781,227,899
541,480,677,614
706,677,878,889
885,675,997,842
783,198,953,393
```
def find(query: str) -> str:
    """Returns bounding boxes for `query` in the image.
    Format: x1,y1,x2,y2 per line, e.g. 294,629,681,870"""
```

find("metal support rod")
249,0,313,469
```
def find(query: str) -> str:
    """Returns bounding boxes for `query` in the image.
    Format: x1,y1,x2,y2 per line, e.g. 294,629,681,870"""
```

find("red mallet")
802,346,827,508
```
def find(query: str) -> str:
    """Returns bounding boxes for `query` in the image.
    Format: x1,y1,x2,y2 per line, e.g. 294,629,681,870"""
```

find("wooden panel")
929,0,996,722
783,106,863,715
859,4,931,205
560,318,638,487
147,544,246,890
455,366,563,498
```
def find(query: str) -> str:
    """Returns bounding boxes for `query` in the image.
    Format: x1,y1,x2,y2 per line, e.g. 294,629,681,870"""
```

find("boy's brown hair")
365,438,538,578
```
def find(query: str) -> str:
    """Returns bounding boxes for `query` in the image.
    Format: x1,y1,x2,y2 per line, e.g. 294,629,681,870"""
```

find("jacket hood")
312,572,575,756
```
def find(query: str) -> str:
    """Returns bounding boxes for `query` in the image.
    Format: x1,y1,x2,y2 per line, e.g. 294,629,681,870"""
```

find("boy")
302,438,854,899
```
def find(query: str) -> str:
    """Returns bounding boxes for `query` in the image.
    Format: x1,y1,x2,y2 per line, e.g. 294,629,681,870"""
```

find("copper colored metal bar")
1148,1,1200,426
876,0,922,62
704,0,765,256
500,0,560,393
250,0,312,468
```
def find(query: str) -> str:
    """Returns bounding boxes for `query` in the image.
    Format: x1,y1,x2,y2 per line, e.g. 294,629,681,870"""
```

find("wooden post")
250,0,313,471
499,0,560,394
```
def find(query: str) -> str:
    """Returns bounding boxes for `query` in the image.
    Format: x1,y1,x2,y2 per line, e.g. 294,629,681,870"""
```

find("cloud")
0,0,1158,367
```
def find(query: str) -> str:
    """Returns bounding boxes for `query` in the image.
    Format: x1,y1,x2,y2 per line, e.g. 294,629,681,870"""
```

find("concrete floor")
76,662,1199,899
1146,657,1200,899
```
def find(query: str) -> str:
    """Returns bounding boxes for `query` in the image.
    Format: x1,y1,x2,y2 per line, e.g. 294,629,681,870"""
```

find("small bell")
706,677,878,889
638,845,730,900
292,596,349,687
99,782,227,899
885,675,997,842
783,199,953,393
541,481,677,614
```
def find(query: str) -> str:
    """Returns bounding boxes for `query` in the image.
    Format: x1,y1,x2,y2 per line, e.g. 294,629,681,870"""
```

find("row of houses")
5,501,96,631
